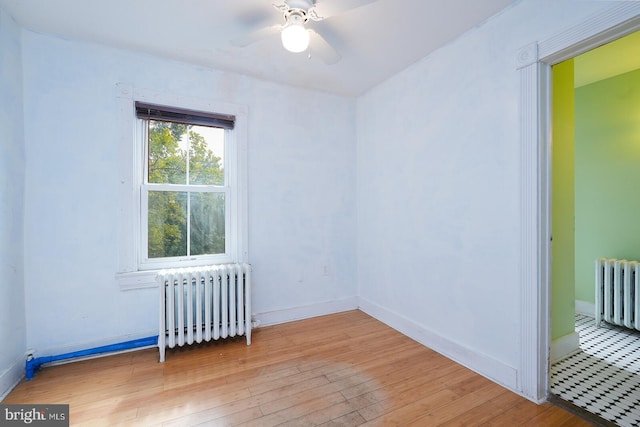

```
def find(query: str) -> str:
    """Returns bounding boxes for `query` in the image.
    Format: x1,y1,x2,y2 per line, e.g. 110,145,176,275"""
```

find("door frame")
517,3,640,403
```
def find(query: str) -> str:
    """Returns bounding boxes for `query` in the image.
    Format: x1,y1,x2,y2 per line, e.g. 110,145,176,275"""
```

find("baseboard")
0,356,24,402
253,297,359,327
31,297,359,364
358,297,519,393
550,331,580,363
575,300,595,317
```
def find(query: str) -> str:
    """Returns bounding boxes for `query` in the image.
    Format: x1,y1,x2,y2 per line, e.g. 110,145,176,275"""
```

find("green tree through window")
146,120,225,259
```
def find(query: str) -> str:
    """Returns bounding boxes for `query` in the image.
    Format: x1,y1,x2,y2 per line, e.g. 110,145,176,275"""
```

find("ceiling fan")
231,0,378,64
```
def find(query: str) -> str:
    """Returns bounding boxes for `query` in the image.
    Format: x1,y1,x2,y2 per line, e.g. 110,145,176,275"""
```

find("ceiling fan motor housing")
284,9,309,25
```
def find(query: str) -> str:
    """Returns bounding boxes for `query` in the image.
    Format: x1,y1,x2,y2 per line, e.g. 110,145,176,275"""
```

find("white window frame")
115,84,248,290
138,120,232,269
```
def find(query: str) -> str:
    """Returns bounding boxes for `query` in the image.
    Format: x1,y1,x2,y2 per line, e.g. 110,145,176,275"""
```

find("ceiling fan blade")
308,0,378,21
308,29,341,64
230,25,282,47
272,0,289,13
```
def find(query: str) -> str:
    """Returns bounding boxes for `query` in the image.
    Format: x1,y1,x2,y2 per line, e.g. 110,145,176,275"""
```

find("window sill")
116,270,159,291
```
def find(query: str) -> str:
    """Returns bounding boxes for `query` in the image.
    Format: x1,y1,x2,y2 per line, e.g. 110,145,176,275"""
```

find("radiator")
595,258,640,331
157,263,252,362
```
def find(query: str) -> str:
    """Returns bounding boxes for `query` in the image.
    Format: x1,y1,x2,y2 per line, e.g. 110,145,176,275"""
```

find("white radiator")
595,258,640,331
157,263,252,362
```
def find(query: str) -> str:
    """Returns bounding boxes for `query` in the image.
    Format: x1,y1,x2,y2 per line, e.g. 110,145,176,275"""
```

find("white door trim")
518,2,640,403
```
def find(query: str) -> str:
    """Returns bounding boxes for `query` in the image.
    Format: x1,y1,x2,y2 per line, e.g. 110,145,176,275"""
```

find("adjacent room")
1,0,639,425
549,30,640,426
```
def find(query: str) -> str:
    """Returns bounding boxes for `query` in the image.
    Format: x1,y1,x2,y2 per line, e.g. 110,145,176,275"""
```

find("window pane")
148,191,187,258
190,193,225,255
188,126,225,185
148,120,187,184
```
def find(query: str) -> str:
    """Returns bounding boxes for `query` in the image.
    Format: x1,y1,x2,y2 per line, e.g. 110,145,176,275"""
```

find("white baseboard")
358,297,519,393
31,298,361,364
550,331,580,364
575,300,595,317
0,356,24,401
253,297,359,327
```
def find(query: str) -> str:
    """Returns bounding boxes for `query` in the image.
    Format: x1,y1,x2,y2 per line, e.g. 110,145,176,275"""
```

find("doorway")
516,0,640,407
548,30,640,425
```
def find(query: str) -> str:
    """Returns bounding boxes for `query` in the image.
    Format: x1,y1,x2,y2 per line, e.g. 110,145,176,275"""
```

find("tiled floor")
550,314,640,427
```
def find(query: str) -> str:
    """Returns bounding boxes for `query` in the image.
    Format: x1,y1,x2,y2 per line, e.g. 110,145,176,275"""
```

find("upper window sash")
141,119,229,189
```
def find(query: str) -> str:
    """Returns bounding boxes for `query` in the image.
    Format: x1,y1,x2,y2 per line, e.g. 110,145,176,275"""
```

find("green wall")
575,68,640,303
551,59,576,341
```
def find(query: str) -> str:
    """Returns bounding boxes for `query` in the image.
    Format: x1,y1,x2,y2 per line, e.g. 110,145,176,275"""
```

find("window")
116,85,247,288
137,102,234,269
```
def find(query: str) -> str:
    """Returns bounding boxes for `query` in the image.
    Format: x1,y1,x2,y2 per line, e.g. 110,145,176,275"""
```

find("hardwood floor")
3,310,593,426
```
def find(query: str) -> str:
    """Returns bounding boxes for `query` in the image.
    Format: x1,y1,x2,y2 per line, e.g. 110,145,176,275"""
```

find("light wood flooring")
3,310,593,426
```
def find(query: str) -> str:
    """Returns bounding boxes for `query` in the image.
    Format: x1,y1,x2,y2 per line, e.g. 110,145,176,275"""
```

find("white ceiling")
0,0,517,96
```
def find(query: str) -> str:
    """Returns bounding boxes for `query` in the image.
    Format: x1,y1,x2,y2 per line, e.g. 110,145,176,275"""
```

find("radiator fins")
157,263,252,362
596,258,640,331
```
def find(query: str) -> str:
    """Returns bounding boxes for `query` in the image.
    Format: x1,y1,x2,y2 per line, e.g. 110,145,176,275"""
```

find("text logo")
0,405,69,426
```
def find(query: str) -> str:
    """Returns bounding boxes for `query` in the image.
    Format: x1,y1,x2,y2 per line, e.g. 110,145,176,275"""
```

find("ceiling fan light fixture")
281,12,309,53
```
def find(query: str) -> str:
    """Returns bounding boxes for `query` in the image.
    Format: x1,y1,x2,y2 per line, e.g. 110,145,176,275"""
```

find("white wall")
0,7,26,399
21,32,357,356
356,0,612,394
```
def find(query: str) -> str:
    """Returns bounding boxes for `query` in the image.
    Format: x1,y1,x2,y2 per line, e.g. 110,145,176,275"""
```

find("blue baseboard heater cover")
25,336,158,380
